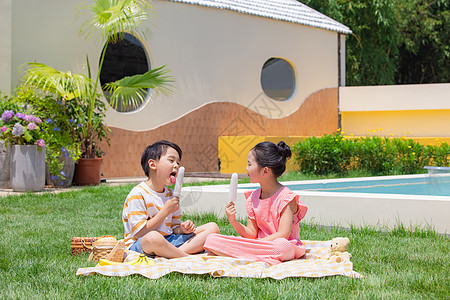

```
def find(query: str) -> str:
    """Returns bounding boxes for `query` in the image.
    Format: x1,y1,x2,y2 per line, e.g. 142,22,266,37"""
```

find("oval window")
260,58,295,101
100,33,150,112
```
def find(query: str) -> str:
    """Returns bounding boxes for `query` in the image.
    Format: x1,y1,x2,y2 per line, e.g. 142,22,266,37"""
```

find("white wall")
7,0,341,131
339,33,346,87
340,83,450,111
9,0,99,97
105,1,339,131
0,0,12,94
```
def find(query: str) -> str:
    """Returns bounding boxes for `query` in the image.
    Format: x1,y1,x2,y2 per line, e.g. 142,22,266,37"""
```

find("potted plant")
13,86,82,187
22,0,173,185
0,93,20,188
0,106,46,192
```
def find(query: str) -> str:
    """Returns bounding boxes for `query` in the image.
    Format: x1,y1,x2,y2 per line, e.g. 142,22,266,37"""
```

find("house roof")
166,0,352,34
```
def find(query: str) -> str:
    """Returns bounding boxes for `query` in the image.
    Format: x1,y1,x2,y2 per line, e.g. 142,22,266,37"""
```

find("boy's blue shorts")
129,233,194,256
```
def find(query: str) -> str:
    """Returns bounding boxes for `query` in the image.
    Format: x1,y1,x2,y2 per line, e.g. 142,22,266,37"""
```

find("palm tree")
23,0,173,158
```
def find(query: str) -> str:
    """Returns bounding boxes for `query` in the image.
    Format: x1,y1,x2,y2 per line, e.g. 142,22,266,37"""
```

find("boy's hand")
164,196,180,214
225,201,237,222
180,220,196,234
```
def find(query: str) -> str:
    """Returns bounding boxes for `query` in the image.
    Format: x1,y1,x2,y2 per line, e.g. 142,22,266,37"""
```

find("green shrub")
353,136,397,175
425,142,450,167
0,92,20,112
292,131,354,175
292,131,450,176
393,138,427,175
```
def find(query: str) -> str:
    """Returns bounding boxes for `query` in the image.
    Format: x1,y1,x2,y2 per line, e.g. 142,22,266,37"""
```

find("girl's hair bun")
277,141,291,159
251,141,291,178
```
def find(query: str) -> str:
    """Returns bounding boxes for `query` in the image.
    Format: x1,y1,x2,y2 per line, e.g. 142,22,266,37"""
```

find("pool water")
284,176,450,196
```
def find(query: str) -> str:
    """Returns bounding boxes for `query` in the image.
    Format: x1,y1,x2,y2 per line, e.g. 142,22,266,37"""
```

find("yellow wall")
339,84,450,137
341,110,450,137
219,135,450,174
219,136,309,174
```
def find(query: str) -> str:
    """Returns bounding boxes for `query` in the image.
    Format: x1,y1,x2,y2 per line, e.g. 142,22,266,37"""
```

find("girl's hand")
225,202,237,222
180,220,196,234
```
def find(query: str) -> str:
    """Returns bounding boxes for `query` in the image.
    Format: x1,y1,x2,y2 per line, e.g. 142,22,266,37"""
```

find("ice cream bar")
229,172,238,202
173,166,185,197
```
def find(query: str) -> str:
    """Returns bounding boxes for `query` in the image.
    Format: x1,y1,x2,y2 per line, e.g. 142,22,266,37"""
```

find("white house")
0,0,351,177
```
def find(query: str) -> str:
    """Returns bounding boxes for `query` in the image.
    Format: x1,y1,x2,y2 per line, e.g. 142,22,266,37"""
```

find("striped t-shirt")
122,182,182,246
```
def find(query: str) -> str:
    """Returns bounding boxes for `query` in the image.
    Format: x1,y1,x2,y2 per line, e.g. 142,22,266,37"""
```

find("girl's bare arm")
259,200,297,241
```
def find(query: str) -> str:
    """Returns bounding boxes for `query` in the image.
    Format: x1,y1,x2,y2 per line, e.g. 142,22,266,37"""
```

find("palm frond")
23,63,92,102
78,0,154,44
103,65,175,109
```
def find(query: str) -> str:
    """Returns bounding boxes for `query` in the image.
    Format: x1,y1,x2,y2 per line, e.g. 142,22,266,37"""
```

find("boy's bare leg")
140,231,188,258
179,222,220,254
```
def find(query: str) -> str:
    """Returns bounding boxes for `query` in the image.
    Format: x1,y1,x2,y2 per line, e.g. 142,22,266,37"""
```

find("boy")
123,140,219,258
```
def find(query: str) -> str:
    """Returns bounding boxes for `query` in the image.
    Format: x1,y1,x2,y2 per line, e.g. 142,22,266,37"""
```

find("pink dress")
204,186,308,265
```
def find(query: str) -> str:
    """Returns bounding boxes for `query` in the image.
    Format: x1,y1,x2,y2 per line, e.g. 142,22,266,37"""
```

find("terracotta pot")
73,158,103,186
10,145,46,192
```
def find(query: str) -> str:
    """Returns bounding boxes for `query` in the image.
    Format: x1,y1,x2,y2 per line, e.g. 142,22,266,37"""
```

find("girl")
204,141,307,265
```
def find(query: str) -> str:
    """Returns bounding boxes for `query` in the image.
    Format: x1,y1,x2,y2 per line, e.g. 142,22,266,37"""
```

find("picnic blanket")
76,240,362,279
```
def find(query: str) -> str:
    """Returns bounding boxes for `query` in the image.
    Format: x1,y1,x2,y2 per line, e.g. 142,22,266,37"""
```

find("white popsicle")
229,172,238,202
173,166,185,197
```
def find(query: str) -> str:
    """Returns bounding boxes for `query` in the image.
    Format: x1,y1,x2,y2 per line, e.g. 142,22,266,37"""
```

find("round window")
100,33,150,112
260,58,295,101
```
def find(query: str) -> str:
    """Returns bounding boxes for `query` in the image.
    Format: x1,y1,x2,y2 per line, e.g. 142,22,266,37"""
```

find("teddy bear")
331,237,350,252
325,237,352,263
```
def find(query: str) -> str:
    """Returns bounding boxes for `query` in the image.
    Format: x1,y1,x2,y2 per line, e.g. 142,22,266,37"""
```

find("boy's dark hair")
141,140,182,177
251,141,291,178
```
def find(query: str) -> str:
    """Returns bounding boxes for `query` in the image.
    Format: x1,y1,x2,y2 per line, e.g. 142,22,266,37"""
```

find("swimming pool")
181,174,450,234
281,175,450,196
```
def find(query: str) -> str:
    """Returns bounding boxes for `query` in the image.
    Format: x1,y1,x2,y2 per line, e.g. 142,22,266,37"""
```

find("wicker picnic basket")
70,237,97,255
88,236,125,263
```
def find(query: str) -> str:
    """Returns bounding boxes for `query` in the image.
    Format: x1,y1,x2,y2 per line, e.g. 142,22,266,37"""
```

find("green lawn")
0,182,449,299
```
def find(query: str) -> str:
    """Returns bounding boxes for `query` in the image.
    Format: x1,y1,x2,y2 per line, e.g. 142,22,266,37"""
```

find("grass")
0,181,449,299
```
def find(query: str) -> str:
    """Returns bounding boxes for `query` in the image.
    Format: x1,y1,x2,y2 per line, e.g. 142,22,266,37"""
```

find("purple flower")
46,118,53,124
53,127,60,131
26,115,40,123
1,126,6,132
27,122,38,130
15,113,25,120
1,110,14,122
37,139,45,147
11,123,24,136
69,118,75,123
60,171,66,177
34,117,42,124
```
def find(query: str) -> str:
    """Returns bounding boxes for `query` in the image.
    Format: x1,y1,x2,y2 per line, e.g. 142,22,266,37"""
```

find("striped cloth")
76,240,362,279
